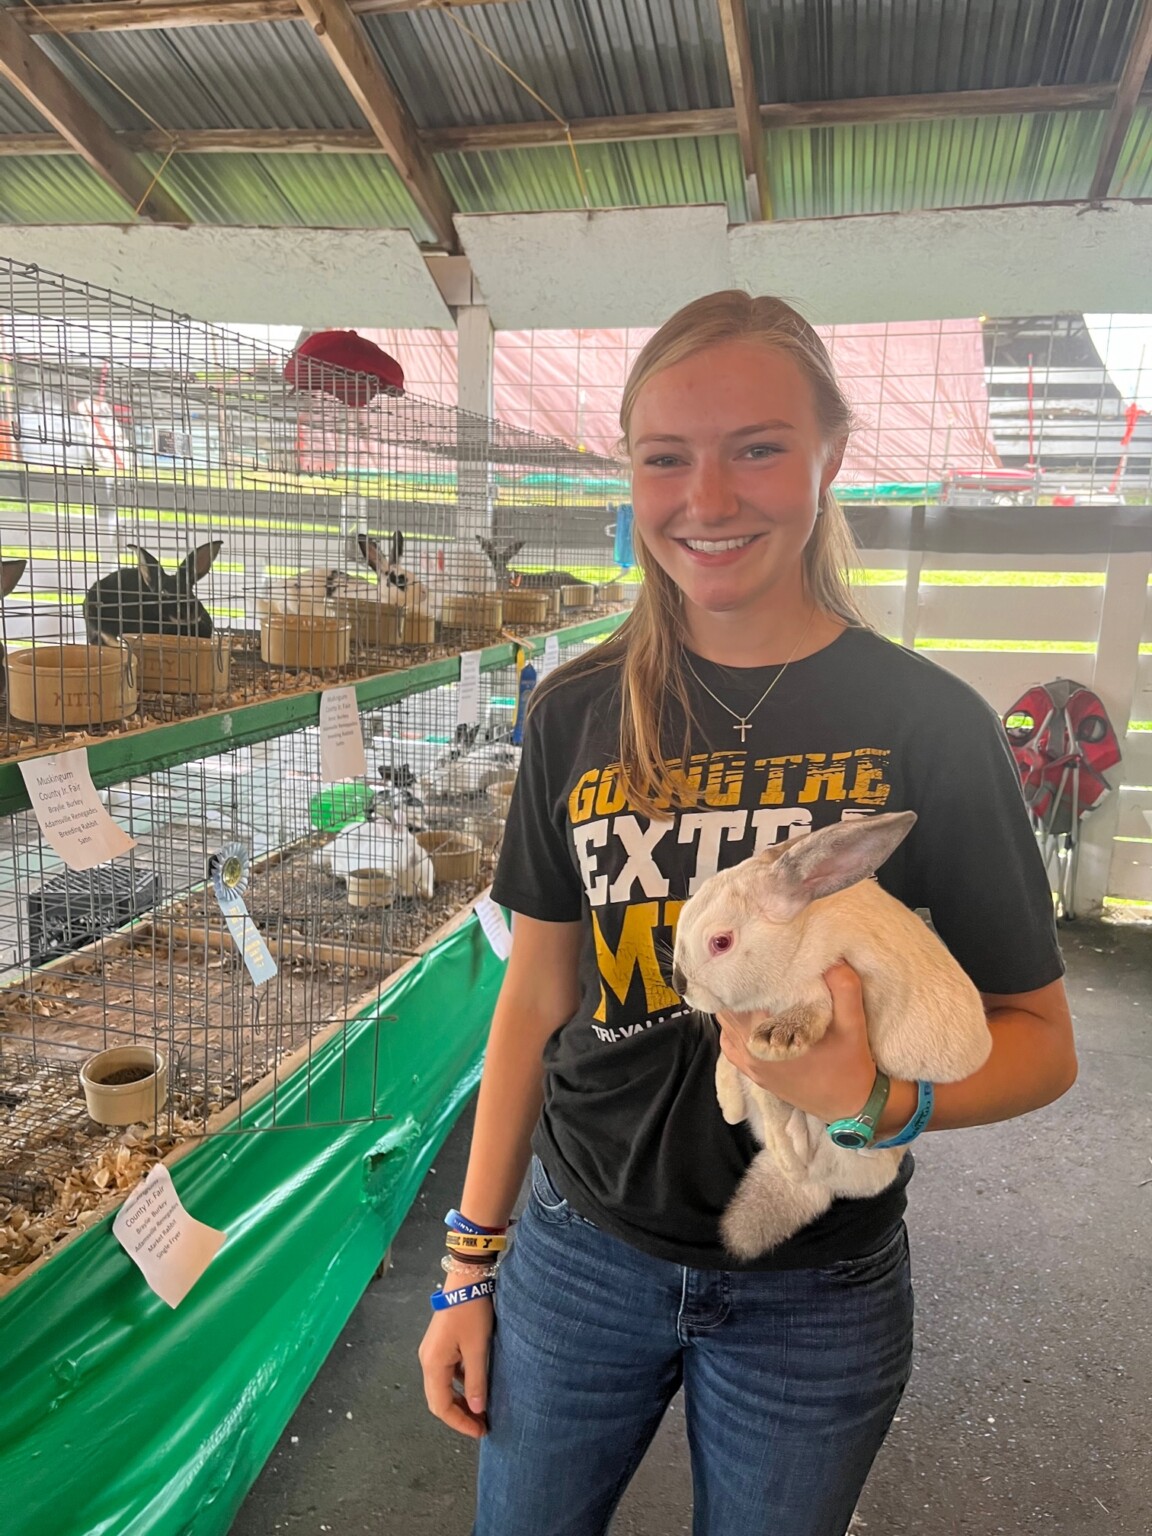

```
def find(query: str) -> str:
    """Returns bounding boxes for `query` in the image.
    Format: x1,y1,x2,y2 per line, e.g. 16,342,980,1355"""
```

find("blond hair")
537,291,868,819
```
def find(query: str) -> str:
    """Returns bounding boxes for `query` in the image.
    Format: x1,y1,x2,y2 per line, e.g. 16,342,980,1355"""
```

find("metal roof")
0,0,1148,234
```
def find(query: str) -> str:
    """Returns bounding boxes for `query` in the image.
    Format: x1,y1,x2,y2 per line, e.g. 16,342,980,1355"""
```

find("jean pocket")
529,1156,573,1224
822,1222,909,1284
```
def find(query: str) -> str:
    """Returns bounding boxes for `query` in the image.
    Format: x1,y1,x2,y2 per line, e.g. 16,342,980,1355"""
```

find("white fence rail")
846,504,1152,914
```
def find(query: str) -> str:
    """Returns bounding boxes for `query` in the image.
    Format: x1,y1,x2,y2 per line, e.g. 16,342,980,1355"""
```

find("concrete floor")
230,921,1152,1536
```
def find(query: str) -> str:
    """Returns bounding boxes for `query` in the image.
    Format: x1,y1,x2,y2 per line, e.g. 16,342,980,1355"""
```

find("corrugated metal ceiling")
35,18,365,133
0,0,1146,227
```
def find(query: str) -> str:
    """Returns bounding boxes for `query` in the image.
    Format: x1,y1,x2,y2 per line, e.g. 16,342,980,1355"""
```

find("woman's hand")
716,962,878,1124
418,1299,494,1440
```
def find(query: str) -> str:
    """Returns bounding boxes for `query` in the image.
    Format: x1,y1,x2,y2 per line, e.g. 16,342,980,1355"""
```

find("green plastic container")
309,783,374,831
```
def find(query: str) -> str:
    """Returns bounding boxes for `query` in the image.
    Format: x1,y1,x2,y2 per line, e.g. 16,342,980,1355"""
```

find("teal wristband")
873,1081,934,1149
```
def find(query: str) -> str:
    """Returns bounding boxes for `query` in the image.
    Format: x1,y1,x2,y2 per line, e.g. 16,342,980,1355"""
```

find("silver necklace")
682,608,817,743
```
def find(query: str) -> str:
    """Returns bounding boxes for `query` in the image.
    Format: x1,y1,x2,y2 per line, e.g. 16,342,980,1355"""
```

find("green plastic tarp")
0,913,504,1536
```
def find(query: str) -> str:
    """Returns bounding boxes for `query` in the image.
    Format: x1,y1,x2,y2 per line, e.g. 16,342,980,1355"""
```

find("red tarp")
362,320,1000,486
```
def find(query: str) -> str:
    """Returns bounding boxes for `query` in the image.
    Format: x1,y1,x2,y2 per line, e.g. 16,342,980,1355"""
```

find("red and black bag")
1003,679,1121,834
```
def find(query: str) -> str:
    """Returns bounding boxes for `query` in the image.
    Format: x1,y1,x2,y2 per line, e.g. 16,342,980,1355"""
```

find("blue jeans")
475,1157,913,1536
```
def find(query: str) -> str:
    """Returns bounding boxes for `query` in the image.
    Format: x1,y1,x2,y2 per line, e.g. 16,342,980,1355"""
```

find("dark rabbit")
476,537,591,589
0,559,27,675
84,542,223,643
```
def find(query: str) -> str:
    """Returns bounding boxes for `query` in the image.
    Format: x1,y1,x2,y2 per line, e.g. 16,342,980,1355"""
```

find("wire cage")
0,258,633,758
0,623,610,1275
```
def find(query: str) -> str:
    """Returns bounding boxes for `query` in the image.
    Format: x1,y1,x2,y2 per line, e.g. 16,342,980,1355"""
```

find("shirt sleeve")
490,695,585,923
902,680,1065,996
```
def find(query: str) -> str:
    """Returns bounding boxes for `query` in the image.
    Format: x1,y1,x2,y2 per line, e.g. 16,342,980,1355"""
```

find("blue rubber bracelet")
430,1277,497,1312
444,1209,506,1237
873,1081,934,1149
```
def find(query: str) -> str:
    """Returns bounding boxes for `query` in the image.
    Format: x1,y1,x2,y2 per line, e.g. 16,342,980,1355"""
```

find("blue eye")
744,443,783,460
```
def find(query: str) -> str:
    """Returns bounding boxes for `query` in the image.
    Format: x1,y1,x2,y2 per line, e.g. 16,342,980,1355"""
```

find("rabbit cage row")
0,632,612,1278
0,258,635,758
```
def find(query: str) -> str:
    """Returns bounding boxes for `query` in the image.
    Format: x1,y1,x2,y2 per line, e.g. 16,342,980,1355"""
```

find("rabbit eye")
708,932,733,956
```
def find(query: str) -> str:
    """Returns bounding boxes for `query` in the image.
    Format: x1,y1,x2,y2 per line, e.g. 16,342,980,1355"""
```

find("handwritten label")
540,635,560,679
475,893,512,960
319,686,368,783
112,1163,225,1309
216,889,278,985
458,650,482,729
19,749,135,871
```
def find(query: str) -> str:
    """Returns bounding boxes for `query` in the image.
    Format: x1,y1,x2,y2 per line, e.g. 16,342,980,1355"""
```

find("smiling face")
627,340,844,622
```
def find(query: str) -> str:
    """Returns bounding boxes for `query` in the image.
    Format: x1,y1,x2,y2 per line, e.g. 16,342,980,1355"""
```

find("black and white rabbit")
84,542,223,643
357,531,429,609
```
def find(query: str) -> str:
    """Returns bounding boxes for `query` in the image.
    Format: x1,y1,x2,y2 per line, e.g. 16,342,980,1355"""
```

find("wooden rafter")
294,0,457,248
0,5,188,222
716,0,770,220
0,81,1141,161
16,0,516,34
1089,0,1152,200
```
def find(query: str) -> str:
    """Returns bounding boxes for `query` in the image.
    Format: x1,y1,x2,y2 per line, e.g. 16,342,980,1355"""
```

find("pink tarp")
363,320,1000,485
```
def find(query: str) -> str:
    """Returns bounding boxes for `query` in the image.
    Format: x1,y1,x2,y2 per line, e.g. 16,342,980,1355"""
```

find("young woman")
418,292,1076,1536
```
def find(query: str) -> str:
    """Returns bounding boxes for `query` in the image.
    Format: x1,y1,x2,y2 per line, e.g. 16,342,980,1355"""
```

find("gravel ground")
230,920,1152,1536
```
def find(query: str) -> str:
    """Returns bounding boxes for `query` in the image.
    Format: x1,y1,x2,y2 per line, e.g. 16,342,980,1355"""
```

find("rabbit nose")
672,964,686,995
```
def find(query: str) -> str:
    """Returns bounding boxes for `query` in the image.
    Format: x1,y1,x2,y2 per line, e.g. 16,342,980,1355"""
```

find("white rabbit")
316,798,434,900
257,566,349,619
671,811,992,1259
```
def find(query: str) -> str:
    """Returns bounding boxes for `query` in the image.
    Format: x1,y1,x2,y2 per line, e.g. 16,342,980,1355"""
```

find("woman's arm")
458,911,584,1227
419,911,582,1440
716,964,1077,1135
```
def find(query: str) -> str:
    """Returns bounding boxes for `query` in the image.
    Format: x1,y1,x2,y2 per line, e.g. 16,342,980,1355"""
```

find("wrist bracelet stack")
429,1209,510,1312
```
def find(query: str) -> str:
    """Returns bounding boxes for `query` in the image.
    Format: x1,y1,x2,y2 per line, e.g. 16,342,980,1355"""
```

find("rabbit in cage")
317,792,434,901
257,565,350,619
354,531,430,609
84,542,222,642
0,558,27,669
671,811,992,1260
477,536,591,589
423,728,521,798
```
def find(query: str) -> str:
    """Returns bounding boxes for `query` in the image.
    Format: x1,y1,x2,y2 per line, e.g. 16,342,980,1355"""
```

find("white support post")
1078,548,1152,915
455,304,495,577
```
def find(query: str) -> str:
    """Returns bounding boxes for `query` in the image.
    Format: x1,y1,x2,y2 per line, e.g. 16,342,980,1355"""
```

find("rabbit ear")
358,533,381,572
0,558,25,598
502,541,525,564
129,547,164,590
181,541,223,585
389,531,403,566
753,811,917,921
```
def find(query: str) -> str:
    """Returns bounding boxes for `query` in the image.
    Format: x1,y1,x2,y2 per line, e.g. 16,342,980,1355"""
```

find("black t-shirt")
490,626,1064,1270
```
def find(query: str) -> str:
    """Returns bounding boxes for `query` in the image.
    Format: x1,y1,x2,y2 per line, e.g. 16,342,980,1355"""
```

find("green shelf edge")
0,610,627,818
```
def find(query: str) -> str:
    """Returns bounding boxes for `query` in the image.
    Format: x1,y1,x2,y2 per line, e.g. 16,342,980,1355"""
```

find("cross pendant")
734,718,751,742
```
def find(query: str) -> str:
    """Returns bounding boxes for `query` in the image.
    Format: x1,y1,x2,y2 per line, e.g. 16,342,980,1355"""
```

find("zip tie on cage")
438,8,593,212
22,0,182,213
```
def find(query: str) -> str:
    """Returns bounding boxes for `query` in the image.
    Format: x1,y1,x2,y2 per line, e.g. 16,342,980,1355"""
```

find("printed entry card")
113,1163,226,1309
19,749,136,871
319,685,368,783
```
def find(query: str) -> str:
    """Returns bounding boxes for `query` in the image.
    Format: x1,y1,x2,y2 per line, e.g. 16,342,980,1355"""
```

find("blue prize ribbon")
874,1080,935,1149
430,1277,497,1312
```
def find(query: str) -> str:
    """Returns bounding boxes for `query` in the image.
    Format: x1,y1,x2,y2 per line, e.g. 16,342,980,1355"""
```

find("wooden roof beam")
716,0,770,220
0,81,1138,162
1089,0,1152,200
0,6,189,222
16,0,518,34
294,0,457,249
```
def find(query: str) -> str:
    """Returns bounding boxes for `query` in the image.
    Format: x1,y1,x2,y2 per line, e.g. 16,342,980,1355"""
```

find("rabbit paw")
720,1153,834,1258
747,1001,831,1061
